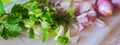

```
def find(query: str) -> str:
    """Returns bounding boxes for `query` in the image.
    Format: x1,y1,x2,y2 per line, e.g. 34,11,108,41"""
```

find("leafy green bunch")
0,0,75,45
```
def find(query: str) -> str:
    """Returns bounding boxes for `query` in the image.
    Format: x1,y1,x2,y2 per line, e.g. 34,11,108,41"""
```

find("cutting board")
1,0,120,45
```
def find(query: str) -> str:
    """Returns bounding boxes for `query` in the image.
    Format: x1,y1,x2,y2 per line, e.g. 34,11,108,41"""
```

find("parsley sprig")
0,0,75,45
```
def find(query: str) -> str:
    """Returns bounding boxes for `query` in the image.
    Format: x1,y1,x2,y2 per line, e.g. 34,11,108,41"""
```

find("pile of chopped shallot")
51,0,120,43
51,0,120,31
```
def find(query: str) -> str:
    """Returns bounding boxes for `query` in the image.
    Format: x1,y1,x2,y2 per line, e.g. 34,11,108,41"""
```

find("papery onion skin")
98,0,114,16
112,0,120,8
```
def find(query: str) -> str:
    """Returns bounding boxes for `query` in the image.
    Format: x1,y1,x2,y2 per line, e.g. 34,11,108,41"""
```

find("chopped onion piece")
98,0,114,16
60,2,70,10
79,1,92,14
112,0,120,8
93,19,106,27
76,13,88,23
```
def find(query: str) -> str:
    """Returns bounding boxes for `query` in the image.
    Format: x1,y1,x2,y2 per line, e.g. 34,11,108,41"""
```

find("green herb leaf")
29,28,34,38
0,23,22,40
2,0,15,4
29,9,42,18
4,24,22,37
42,28,48,42
11,4,28,19
40,20,49,42
66,7,74,14
57,36,68,44
65,30,70,38
23,19,35,28
0,23,3,35
23,1,38,10
0,0,5,16
1,28,9,40
3,14,22,24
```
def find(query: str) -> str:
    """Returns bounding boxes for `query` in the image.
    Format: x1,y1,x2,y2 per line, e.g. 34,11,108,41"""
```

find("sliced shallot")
112,0,120,8
93,19,106,27
98,0,114,16
79,1,92,14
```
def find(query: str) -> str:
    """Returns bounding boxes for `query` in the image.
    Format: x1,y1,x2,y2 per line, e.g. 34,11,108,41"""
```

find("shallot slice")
76,13,89,31
60,1,71,10
79,1,92,14
93,19,106,27
87,9,97,17
98,0,114,16
78,23,85,31
76,13,88,23
112,0,120,8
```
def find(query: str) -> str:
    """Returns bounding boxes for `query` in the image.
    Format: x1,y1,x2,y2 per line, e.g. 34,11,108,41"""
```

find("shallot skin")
112,0,120,8
98,0,114,16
